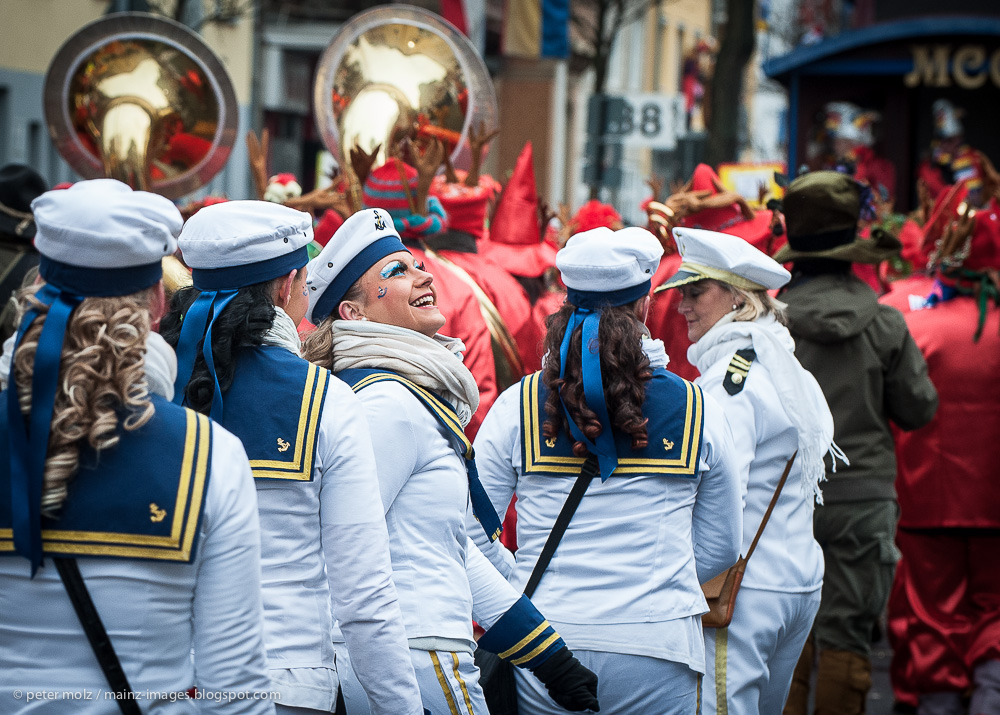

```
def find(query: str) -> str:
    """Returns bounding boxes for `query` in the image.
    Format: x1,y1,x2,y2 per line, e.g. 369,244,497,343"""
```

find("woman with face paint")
661,227,842,715
301,209,600,715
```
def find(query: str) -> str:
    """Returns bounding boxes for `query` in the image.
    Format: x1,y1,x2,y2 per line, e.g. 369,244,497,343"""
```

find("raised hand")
412,138,445,213
246,129,270,201
645,174,665,202
349,143,381,190
465,122,500,188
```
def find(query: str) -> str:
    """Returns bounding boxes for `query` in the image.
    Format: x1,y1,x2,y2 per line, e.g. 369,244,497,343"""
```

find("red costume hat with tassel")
481,142,557,278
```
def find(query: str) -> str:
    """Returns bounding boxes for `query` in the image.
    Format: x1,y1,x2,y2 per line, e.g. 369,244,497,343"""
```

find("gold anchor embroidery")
277,438,290,453
545,437,557,448
149,503,167,523
662,438,675,451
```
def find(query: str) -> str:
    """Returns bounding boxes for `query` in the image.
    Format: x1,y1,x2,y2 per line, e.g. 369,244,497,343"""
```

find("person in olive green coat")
775,172,939,715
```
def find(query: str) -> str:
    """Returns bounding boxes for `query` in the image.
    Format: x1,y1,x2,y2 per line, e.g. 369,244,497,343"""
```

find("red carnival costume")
428,171,532,389
481,143,563,375
879,200,1000,714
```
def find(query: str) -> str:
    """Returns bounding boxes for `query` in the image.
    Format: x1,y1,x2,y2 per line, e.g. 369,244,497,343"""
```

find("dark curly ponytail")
159,281,279,415
541,299,653,456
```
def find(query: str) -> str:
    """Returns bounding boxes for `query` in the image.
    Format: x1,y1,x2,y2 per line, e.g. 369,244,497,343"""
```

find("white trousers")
702,586,822,715
335,643,486,715
516,649,697,715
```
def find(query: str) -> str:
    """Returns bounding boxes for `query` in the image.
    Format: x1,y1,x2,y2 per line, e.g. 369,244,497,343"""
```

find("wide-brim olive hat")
773,170,901,264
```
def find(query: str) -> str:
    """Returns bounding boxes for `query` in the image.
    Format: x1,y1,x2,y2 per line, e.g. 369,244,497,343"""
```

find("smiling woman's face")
676,279,735,343
346,251,446,337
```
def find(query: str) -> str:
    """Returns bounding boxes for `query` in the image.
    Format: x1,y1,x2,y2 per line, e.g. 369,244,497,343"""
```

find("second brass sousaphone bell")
314,6,523,389
314,5,498,176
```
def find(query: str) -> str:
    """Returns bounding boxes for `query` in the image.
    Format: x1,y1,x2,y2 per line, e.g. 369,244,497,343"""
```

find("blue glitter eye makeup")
379,261,405,280
414,261,426,271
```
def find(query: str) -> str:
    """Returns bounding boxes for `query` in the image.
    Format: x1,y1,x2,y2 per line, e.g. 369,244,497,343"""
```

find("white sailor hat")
179,200,313,290
933,99,963,139
305,208,409,324
557,226,663,307
32,178,181,295
658,226,790,292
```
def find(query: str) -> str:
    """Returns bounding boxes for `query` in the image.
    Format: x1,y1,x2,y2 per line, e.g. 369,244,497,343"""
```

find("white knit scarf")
262,306,302,356
688,312,848,504
330,320,480,427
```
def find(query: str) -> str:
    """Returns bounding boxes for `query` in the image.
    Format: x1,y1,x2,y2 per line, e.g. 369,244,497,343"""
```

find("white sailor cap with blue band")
173,200,313,421
555,226,664,481
657,226,791,292
304,208,409,325
9,178,182,575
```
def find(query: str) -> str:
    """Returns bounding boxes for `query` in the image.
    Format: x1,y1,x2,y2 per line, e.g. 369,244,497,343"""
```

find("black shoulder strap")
54,558,141,715
523,455,598,599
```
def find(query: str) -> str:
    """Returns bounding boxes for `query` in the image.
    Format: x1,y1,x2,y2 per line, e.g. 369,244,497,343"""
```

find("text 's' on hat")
0,164,48,240
658,226,790,292
554,226,664,483
10,178,183,575
173,200,313,420
482,141,557,278
305,208,409,325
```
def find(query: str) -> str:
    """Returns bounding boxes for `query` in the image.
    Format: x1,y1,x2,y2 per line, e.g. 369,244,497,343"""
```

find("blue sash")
338,368,503,543
222,345,329,481
520,368,704,477
0,395,212,564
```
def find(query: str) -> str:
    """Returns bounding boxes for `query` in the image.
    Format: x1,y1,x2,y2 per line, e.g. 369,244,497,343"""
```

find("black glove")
531,647,600,712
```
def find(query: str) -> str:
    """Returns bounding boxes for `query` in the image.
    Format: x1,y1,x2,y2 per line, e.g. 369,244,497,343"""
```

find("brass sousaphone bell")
44,12,240,293
314,6,525,389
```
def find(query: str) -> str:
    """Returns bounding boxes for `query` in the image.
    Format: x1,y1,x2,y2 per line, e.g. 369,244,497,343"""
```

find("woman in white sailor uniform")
300,209,600,715
160,201,422,715
660,227,840,715
0,180,274,713
467,226,744,715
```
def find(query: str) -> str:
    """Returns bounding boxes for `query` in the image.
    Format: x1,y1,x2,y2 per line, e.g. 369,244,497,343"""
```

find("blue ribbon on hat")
557,280,651,482
7,259,163,576
172,246,310,420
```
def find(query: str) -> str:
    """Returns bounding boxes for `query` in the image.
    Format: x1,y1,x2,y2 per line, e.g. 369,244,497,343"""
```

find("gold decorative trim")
250,365,328,480
521,372,702,475
0,410,210,561
430,651,462,715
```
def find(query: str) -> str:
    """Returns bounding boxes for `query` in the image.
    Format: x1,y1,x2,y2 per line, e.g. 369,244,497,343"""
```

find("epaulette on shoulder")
723,348,756,395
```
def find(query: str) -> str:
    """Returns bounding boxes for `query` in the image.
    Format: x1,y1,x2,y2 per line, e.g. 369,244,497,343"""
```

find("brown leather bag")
701,452,797,628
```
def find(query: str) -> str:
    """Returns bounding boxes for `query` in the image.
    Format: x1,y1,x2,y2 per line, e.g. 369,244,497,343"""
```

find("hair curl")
541,300,653,456
12,285,155,517
299,279,366,370
301,315,336,369
159,281,279,415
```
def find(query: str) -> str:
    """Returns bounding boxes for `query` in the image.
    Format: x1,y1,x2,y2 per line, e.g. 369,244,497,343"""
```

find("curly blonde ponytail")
12,285,155,517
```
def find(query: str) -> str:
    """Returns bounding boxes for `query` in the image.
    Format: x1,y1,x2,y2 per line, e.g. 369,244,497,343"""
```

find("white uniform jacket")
469,376,743,674
0,423,275,714
692,328,825,593
254,374,422,715
339,379,523,650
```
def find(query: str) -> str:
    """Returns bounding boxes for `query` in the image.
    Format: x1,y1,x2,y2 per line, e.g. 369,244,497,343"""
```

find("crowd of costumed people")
0,92,998,715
